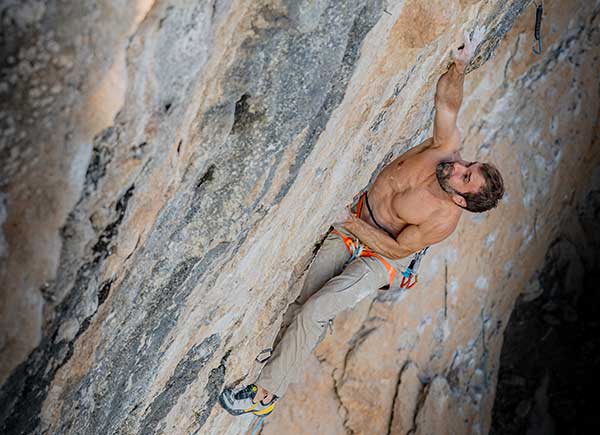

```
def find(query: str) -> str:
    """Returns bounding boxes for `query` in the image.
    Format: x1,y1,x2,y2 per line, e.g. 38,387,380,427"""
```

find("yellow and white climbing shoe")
218,384,277,416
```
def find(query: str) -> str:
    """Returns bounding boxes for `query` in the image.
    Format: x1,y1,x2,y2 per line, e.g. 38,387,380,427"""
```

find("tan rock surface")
0,0,598,434
390,362,422,434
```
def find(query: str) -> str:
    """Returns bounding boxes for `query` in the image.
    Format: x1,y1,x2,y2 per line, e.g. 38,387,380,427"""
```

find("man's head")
436,160,505,213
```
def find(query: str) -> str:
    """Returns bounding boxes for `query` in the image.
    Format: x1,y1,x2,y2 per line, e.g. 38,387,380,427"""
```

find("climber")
218,26,504,417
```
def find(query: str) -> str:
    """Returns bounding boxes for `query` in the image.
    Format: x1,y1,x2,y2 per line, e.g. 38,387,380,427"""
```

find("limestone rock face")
0,0,598,434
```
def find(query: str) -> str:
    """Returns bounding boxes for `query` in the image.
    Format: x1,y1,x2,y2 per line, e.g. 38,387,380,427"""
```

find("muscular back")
359,138,462,239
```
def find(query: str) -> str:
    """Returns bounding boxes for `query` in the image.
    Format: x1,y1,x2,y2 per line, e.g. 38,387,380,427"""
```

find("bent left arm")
342,217,410,259
343,216,454,260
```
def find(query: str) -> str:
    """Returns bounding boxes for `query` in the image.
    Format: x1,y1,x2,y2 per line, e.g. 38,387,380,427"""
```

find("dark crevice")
444,260,448,319
407,381,429,435
341,325,377,377
82,127,117,197
231,93,264,134
386,361,413,435
98,279,114,306
131,141,148,159
196,165,216,190
192,350,231,434
92,184,135,260
331,368,354,435
158,6,173,29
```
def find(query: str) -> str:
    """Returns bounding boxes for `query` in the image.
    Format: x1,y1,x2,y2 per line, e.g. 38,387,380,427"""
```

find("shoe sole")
252,402,275,416
218,391,276,417
218,392,246,416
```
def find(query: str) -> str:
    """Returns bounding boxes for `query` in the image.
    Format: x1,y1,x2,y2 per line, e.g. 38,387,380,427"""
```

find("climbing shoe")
218,384,277,416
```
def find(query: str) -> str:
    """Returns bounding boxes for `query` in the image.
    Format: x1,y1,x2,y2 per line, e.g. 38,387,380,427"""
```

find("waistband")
330,227,396,289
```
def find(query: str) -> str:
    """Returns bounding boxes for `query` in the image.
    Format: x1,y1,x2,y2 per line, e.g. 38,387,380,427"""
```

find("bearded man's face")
436,161,484,197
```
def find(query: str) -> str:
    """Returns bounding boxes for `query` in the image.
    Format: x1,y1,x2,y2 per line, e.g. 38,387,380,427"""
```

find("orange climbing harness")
331,193,397,288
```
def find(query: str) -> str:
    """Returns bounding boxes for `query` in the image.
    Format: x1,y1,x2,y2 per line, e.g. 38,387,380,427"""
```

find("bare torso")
358,138,462,238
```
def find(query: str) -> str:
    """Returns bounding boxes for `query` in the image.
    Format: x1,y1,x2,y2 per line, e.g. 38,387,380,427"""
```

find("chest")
391,187,440,224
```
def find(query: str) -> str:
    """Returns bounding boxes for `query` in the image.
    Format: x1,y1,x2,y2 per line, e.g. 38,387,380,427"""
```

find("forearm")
435,62,465,113
343,218,411,260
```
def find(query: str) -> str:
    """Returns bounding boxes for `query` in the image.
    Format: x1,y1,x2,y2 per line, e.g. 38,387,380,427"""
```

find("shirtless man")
219,27,504,417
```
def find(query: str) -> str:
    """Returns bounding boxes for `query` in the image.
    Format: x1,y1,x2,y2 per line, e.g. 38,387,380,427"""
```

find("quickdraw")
532,0,544,54
400,247,429,289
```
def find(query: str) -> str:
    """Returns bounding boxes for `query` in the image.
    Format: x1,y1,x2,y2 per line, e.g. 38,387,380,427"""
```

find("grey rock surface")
0,0,598,434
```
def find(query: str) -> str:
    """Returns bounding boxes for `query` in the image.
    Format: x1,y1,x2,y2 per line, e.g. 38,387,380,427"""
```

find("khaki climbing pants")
256,225,411,398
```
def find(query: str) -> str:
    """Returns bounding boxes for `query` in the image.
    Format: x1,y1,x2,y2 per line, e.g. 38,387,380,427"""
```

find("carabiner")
532,1,543,55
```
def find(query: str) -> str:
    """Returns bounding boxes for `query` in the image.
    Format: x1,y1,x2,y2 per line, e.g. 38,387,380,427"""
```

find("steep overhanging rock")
491,167,600,434
0,0,598,434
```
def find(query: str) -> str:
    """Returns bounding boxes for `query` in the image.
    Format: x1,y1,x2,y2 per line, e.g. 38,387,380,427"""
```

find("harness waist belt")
331,229,396,289
332,193,396,288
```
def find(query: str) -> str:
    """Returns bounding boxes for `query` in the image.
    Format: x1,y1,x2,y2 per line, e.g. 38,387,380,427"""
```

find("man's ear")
451,194,467,208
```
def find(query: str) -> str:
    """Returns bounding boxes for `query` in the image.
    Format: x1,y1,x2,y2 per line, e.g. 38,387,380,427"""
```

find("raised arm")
433,27,485,151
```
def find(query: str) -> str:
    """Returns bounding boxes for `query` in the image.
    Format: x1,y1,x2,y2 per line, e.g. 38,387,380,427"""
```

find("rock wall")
491,169,600,433
0,0,598,434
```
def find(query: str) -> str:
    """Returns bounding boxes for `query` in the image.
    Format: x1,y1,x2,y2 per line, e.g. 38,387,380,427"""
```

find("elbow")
435,95,454,113
436,97,458,114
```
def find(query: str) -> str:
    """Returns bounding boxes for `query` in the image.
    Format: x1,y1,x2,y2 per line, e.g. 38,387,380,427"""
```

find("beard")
436,162,456,194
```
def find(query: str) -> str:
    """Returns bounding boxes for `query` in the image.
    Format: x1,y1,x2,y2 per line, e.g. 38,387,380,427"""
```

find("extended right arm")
432,27,485,151
432,62,464,148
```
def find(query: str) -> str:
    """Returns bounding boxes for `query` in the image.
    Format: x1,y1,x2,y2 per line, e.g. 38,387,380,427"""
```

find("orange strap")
354,192,365,218
331,228,396,289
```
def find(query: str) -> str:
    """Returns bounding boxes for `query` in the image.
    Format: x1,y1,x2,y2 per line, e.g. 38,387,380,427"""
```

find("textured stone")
389,361,422,435
414,376,453,434
0,0,598,434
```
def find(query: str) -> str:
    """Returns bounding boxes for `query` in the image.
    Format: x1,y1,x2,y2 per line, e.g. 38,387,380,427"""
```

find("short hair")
461,163,505,213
